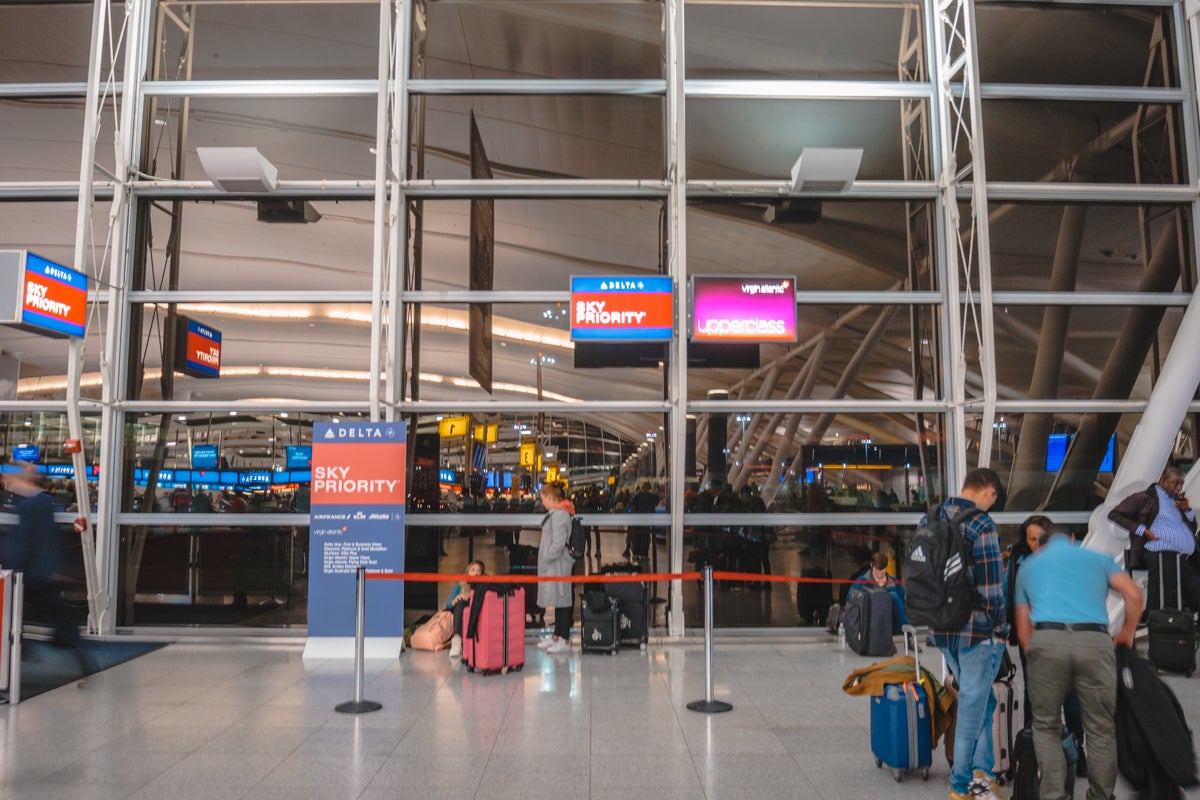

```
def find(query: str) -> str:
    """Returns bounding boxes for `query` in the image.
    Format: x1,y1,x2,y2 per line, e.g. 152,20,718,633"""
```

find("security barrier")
336,567,879,715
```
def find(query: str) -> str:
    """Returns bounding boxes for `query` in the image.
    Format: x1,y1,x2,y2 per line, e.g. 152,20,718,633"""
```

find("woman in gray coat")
537,482,576,654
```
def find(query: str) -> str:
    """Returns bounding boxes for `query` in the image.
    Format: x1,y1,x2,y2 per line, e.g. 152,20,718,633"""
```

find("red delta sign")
569,276,674,342
0,251,88,338
311,442,407,505
175,316,222,379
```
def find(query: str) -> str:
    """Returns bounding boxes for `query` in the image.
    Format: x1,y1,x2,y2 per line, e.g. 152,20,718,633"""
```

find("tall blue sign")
303,421,407,659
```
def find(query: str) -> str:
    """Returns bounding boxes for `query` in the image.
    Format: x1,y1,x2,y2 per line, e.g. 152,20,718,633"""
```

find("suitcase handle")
902,624,920,678
1157,551,1185,611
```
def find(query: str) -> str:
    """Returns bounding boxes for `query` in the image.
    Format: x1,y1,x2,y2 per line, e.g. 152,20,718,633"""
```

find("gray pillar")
1048,215,1181,509
1008,204,1086,509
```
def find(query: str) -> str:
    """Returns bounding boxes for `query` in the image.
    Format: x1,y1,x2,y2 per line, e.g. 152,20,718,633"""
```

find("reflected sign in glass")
570,276,673,342
286,445,312,469
0,251,88,338
689,275,797,342
12,444,39,462
1045,433,1116,473
175,316,222,378
192,444,219,469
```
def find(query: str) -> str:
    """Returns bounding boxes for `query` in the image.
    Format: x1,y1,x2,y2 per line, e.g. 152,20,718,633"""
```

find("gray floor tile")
1,637,1197,800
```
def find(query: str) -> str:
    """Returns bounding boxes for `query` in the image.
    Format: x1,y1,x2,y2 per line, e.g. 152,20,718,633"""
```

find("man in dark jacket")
3,466,96,676
1108,466,1197,610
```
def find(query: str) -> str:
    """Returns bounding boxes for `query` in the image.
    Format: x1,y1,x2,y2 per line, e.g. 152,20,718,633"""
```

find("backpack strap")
946,504,984,595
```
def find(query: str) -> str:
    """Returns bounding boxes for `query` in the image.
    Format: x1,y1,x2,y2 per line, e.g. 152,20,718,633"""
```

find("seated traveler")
447,560,485,660
848,552,908,634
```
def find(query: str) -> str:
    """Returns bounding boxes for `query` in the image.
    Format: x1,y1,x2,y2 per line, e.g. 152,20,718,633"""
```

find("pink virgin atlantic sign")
689,276,797,342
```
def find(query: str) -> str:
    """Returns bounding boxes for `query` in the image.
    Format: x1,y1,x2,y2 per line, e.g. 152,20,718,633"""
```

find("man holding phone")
1108,465,1198,611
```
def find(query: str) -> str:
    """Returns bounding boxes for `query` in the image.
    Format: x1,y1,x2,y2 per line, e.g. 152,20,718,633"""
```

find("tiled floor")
1,634,1196,799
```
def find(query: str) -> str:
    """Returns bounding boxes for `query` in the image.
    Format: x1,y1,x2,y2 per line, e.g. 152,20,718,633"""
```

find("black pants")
24,582,97,674
554,602,573,640
452,600,466,636
1146,550,1200,611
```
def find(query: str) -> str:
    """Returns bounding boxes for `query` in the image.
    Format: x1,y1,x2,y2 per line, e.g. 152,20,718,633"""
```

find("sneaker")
546,638,571,654
972,770,1003,798
447,635,462,659
537,637,556,650
967,777,1001,799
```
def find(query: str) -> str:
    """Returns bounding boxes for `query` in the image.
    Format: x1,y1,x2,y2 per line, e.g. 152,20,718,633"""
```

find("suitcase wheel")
920,768,930,781
892,768,902,782
874,759,882,768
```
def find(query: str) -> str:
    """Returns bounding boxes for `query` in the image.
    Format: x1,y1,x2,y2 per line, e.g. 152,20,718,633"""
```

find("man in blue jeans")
927,468,1008,800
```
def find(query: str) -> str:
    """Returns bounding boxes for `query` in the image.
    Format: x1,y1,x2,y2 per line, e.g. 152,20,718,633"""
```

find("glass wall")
1,0,1196,632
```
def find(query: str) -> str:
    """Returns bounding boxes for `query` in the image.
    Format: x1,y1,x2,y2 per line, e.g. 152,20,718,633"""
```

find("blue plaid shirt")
924,497,1009,649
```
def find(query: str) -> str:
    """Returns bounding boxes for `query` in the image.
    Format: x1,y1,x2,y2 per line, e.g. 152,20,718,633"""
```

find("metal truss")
66,0,155,633
928,0,997,483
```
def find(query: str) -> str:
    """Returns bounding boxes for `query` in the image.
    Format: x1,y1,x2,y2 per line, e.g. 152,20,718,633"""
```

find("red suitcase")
463,585,526,675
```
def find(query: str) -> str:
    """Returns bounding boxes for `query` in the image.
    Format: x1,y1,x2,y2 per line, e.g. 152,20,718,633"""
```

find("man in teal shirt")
1014,526,1142,800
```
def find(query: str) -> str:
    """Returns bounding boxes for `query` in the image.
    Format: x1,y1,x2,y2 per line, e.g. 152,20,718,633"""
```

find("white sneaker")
537,637,556,649
447,635,462,659
546,638,571,654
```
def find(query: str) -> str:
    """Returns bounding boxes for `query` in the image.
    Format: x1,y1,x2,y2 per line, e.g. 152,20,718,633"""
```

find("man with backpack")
912,467,1009,800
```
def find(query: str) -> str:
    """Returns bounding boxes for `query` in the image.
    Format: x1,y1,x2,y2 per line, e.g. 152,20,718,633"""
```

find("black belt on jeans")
1034,622,1108,633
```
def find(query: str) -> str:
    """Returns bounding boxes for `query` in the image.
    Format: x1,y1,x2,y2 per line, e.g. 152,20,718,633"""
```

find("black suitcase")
797,566,833,626
601,562,649,648
843,585,895,657
508,543,545,628
1147,552,1196,676
580,590,620,654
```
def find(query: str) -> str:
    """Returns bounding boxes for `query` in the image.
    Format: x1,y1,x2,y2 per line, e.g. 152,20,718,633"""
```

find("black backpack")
566,516,587,559
904,506,981,630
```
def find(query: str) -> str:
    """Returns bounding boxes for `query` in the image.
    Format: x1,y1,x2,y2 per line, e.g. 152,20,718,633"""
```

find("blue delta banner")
306,421,407,648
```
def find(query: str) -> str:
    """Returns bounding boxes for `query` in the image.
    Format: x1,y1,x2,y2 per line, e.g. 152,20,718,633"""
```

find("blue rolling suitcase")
870,625,932,782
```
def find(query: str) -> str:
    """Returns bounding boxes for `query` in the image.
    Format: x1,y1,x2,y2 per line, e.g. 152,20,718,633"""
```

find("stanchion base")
335,700,382,714
687,699,733,714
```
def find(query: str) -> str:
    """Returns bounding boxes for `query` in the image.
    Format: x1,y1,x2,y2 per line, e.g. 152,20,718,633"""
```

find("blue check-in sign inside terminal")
12,444,39,462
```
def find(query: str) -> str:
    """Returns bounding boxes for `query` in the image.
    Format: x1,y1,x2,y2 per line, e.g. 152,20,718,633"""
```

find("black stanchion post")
335,567,382,714
687,566,732,714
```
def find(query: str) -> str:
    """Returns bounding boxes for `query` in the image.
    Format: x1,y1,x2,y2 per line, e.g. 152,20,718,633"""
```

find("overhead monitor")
0,250,88,338
689,275,797,342
192,444,219,469
12,444,40,463
286,445,312,470
1045,433,1115,473
570,276,673,342
175,316,222,379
